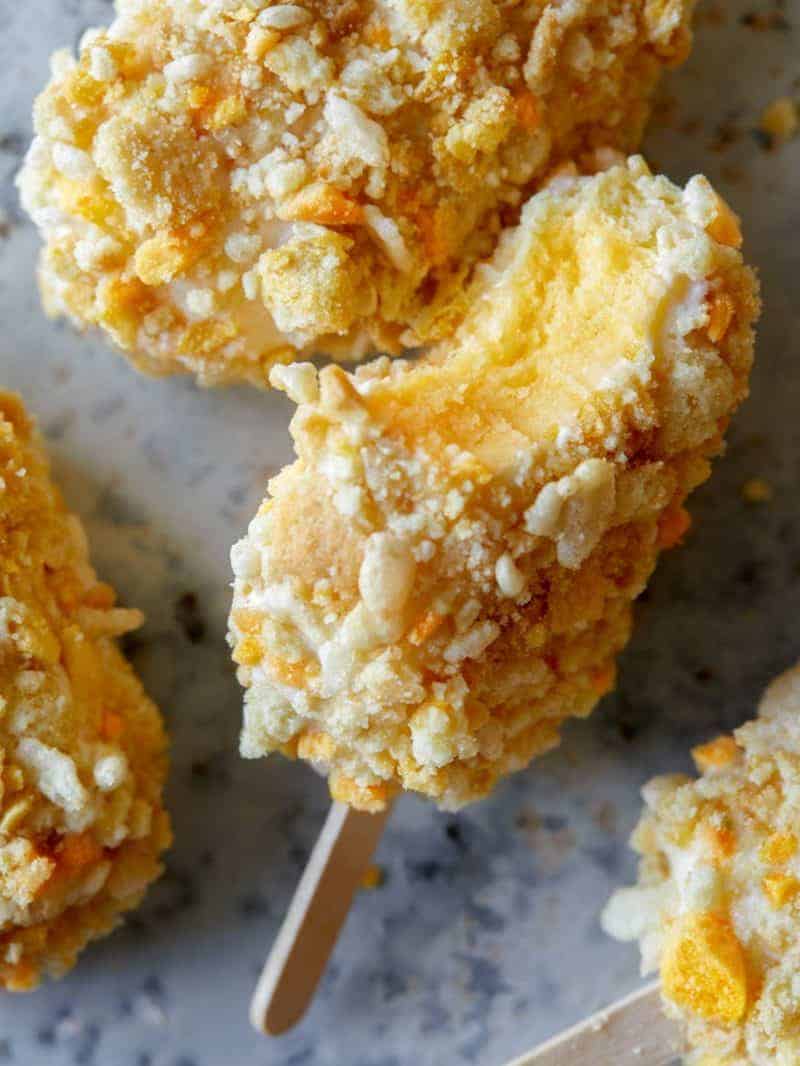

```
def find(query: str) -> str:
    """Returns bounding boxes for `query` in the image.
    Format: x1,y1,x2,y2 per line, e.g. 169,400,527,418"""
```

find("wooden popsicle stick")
250,800,392,1035
504,981,684,1066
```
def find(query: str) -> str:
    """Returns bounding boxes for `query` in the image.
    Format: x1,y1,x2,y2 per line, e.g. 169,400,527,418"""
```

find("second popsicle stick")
250,799,392,1036
503,981,683,1066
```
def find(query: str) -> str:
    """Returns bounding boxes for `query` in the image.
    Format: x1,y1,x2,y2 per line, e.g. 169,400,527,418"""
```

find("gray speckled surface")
0,2,798,1064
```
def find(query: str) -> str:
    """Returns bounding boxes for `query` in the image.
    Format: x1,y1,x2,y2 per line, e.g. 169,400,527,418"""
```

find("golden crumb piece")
762,874,800,909
692,735,740,773
707,196,743,249
360,865,385,890
177,319,238,358
258,231,374,338
741,477,773,504
760,832,798,866
232,636,263,667
280,183,364,227
760,97,798,146
208,94,247,131
19,0,697,386
134,233,194,287
591,663,617,696
231,608,262,636
297,731,336,764
662,912,748,1023
229,162,758,811
330,775,388,813
706,291,736,344
263,655,308,688
0,392,170,989
657,506,692,550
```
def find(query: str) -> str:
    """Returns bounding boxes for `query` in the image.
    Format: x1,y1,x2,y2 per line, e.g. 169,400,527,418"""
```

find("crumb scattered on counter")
741,477,773,503
760,97,799,147
360,865,385,891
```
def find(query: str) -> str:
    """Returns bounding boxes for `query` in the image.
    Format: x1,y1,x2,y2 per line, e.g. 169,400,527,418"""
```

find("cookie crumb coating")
20,0,694,386
0,394,170,990
603,664,800,1066
228,159,758,810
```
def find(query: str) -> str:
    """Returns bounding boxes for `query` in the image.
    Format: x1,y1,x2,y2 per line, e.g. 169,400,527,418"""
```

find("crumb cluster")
0,393,170,990
228,160,758,810
604,664,800,1066
20,0,695,385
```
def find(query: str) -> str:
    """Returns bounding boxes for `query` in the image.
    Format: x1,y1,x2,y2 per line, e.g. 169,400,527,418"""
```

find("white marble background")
0,2,798,1064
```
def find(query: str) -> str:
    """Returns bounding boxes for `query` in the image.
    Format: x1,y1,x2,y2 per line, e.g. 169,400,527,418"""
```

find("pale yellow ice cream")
0,393,170,989
228,159,759,811
19,0,695,385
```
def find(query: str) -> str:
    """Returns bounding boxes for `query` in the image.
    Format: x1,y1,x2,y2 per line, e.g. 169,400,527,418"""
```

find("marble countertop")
1,2,798,1063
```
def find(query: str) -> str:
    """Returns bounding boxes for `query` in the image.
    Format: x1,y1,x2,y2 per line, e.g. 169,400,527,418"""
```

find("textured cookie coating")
603,664,800,1066
20,0,694,386
0,394,170,990
228,160,759,810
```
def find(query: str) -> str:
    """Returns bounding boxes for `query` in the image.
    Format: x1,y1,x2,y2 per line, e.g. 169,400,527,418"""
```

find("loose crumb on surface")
360,865,385,890
741,477,773,503
759,96,798,147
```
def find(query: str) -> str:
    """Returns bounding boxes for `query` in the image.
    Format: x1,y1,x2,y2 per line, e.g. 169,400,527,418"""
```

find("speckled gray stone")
0,2,798,1063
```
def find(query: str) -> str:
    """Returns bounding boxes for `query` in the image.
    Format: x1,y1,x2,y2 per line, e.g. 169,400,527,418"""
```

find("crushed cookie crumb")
760,97,798,148
360,864,385,890
741,477,773,504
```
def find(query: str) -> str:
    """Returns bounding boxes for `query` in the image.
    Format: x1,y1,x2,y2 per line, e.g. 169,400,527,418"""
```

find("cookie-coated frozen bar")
604,664,800,1066
20,0,694,385
0,393,170,989
228,159,759,810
